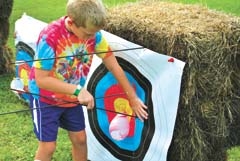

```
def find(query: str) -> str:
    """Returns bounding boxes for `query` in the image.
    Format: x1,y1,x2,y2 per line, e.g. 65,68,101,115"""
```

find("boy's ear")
67,17,74,26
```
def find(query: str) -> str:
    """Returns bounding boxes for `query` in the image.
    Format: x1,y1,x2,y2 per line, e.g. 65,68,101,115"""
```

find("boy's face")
71,22,100,40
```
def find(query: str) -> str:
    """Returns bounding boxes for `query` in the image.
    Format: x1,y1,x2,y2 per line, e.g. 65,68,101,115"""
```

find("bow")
0,88,137,118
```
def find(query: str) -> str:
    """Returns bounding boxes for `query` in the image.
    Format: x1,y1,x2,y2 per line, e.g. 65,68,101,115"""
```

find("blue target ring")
95,71,145,151
87,56,155,160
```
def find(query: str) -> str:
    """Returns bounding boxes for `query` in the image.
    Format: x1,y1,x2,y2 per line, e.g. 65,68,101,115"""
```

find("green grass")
169,0,240,16
228,147,240,161
1,0,240,160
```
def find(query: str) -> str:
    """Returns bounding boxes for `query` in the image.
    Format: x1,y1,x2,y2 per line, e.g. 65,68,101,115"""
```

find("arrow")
13,47,144,65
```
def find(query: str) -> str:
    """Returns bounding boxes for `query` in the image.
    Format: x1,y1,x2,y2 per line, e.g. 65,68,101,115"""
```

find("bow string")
0,88,137,118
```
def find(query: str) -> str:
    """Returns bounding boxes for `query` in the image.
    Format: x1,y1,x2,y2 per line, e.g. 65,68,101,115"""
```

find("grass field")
1,0,240,160
170,0,240,16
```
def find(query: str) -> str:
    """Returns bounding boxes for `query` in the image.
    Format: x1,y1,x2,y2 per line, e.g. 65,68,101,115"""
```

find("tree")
0,0,14,74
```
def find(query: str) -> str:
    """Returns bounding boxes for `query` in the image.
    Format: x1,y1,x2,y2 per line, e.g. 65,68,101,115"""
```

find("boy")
29,0,148,160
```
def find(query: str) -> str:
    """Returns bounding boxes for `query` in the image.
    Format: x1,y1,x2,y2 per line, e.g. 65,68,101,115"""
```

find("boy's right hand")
77,88,94,109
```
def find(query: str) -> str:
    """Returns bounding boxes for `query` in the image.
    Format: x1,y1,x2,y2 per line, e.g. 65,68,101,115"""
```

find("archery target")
84,30,185,161
87,55,154,160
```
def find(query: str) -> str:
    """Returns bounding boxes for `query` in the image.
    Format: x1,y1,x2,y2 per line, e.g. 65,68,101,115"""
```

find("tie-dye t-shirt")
29,16,112,107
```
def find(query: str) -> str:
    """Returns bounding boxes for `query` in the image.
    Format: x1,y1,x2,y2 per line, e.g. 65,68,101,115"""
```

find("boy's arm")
35,68,94,109
102,54,148,122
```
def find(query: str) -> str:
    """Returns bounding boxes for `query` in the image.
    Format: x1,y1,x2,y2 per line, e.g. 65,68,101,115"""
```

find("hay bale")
0,0,14,74
104,1,240,161
0,0,13,44
0,0,14,19
0,45,14,74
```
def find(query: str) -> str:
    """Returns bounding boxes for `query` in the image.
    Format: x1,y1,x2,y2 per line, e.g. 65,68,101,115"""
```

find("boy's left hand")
130,98,148,122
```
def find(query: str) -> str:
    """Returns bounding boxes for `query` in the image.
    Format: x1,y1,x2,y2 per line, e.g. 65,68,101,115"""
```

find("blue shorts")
29,96,85,142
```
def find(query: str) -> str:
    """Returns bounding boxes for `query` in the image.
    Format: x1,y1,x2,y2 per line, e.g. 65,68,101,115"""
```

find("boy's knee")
69,131,87,146
75,135,87,146
46,143,57,154
39,142,56,155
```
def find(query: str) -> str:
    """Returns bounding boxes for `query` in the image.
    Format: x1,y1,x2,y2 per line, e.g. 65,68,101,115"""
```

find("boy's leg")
29,97,65,160
68,130,87,161
35,141,56,161
60,105,86,161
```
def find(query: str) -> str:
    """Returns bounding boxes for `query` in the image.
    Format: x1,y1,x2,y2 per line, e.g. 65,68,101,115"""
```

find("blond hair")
66,0,106,28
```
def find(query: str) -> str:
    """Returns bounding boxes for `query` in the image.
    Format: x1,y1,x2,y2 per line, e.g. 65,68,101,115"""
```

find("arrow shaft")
13,47,144,64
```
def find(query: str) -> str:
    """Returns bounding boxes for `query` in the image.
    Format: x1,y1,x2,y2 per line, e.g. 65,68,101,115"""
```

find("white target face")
84,31,185,161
